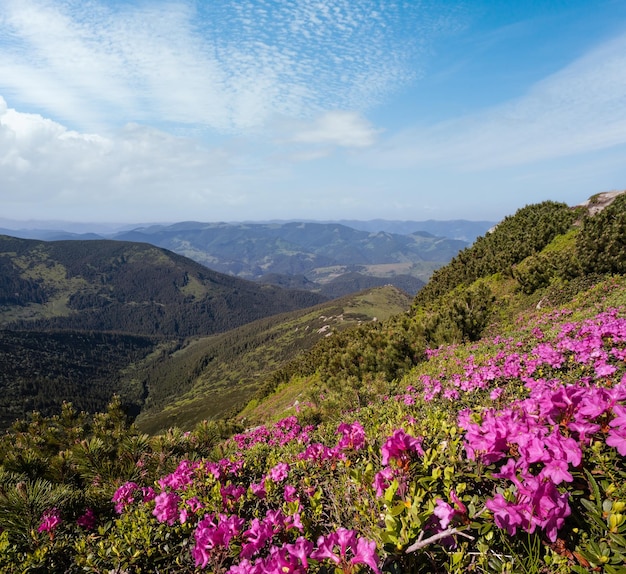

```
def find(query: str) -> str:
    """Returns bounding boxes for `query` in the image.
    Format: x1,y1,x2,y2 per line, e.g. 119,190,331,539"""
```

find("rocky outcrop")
579,190,625,216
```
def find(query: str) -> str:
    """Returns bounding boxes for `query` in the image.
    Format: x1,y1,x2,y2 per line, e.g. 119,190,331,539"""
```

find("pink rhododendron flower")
38,507,61,533
540,459,573,484
443,388,460,400
284,484,298,502
402,394,416,405
76,507,96,530
595,360,617,378
336,421,366,451
486,493,526,536
311,529,380,573
486,477,570,542
241,518,274,559
607,404,626,455
141,486,156,503
433,491,468,531
285,511,304,532
153,491,181,525
158,459,199,491
179,508,191,524
298,442,337,462
420,375,442,401
179,493,204,523
250,479,267,499
381,429,424,466
532,343,564,368
193,513,245,568
373,467,394,497
434,499,456,529
221,483,246,509
268,462,290,482
285,537,314,569
352,537,381,573
112,481,139,513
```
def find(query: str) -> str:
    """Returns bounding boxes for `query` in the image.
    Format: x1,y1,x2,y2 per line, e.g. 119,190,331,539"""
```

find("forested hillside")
1,192,626,573
0,235,327,428
134,286,412,434
0,330,156,428
0,236,326,337
0,278,409,432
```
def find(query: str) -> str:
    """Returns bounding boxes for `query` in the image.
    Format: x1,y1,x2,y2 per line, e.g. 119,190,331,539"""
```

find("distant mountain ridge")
0,218,495,242
0,218,494,297
111,221,471,295
331,219,494,242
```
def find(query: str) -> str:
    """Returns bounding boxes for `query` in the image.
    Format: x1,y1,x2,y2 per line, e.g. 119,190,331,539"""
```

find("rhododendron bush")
3,305,626,573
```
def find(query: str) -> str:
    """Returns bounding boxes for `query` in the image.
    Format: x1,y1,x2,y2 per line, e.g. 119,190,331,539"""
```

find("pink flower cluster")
373,428,424,497
193,513,246,568
485,474,571,542
418,309,626,404
381,429,424,466
76,507,96,530
226,528,379,574
112,481,155,514
112,418,381,573
451,309,626,541
231,416,314,449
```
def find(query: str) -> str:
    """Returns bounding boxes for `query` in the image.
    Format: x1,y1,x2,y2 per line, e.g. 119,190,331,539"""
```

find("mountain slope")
0,232,410,430
241,193,626,423
133,285,412,433
0,235,326,338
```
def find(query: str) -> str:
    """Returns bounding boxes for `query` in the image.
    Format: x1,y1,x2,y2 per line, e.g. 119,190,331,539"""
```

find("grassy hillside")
134,285,412,433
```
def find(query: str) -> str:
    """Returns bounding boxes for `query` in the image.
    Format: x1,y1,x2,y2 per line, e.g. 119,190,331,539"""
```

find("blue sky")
0,0,625,224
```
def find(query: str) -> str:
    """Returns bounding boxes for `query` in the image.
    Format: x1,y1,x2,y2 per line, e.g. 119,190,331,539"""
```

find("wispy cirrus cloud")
0,0,456,133
371,30,626,170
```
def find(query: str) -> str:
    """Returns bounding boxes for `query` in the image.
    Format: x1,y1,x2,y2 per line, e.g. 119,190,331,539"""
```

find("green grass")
133,286,411,433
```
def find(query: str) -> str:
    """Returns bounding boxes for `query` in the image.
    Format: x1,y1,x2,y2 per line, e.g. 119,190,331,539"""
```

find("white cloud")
289,111,380,148
0,97,244,214
372,31,626,170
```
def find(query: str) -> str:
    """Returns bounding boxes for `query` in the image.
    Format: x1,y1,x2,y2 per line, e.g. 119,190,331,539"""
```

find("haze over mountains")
0,218,493,243
0,219,494,298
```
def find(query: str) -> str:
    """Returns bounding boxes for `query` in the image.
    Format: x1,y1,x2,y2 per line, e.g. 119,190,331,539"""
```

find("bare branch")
405,528,475,553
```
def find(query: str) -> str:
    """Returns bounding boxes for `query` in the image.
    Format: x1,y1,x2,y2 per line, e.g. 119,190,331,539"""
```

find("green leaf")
388,502,407,517
584,468,602,511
